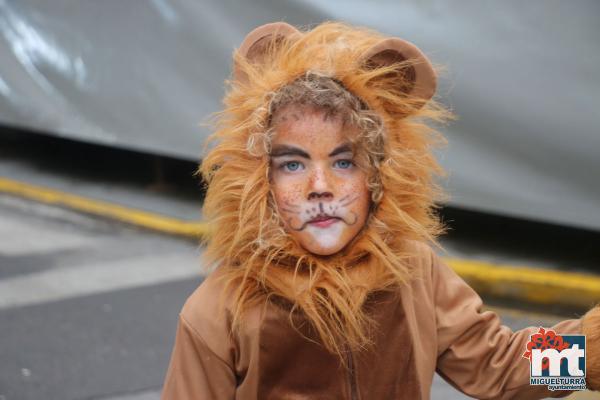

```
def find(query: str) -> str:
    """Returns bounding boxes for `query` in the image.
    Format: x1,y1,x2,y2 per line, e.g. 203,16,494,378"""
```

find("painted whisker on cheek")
284,201,301,209
281,208,301,215
338,195,350,203
339,195,358,207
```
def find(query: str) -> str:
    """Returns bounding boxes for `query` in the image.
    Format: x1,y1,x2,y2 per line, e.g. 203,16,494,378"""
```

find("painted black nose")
308,191,333,200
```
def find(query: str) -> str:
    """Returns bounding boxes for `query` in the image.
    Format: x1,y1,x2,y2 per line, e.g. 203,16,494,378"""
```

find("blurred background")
0,1,598,399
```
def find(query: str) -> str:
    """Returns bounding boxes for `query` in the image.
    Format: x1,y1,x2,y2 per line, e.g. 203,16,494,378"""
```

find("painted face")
269,105,371,256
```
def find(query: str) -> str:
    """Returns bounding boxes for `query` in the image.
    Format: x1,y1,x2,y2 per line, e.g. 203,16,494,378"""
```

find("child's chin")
300,241,345,257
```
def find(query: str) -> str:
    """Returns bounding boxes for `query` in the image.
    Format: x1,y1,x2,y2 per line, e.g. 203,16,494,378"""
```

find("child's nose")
307,167,334,201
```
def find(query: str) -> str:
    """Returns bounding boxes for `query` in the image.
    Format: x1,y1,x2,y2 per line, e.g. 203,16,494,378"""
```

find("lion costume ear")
360,38,437,110
234,22,301,83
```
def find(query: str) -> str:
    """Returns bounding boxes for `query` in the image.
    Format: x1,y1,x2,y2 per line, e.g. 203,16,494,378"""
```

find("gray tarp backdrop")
0,1,598,230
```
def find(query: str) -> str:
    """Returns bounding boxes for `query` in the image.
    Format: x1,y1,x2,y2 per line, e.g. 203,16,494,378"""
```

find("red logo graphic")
523,327,570,370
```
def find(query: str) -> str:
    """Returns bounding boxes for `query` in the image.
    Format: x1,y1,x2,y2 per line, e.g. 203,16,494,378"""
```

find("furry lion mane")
197,21,451,358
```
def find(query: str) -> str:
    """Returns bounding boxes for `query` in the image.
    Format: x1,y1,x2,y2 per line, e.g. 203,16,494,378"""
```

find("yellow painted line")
446,258,600,309
0,177,209,239
1,176,599,309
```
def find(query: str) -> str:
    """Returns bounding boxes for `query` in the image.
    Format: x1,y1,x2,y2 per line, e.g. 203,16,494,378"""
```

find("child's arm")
161,313,236,399
430,249,600,399
160,271,238,400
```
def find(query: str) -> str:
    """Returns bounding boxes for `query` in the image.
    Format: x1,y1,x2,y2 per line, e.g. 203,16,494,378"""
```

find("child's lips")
308,216,339,228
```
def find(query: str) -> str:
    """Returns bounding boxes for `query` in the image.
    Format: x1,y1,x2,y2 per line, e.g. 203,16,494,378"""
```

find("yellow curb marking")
447,258,600,309
1,176,599,309
0,177,209,238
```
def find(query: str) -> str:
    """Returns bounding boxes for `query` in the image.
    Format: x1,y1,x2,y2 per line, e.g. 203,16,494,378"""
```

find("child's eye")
282,161,304,172
334,159,354,169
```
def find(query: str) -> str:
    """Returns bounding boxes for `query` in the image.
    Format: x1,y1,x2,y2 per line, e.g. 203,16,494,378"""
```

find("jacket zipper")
346,348,358,400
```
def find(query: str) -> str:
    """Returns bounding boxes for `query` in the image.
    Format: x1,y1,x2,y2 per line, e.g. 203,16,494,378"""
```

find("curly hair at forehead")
267,70,369,121
198,21,451,359
261,71,386,204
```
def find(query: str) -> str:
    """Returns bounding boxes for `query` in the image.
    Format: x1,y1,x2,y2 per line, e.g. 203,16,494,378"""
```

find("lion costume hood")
198,21,450,357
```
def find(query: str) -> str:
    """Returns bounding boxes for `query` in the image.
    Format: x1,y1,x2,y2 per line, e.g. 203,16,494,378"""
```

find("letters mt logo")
523,327,586,391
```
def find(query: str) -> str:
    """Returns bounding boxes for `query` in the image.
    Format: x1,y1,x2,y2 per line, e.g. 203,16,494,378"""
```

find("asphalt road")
0,193,596,400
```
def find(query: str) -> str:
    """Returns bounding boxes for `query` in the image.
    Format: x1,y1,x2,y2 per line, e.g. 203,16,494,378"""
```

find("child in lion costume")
161,21,600,399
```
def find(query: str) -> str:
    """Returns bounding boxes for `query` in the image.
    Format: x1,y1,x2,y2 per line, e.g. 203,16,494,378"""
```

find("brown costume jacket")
160,241,583,399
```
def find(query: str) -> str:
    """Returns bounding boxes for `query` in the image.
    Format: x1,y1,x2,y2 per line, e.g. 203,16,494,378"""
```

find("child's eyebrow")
270,145,310,159
328,143,353,157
